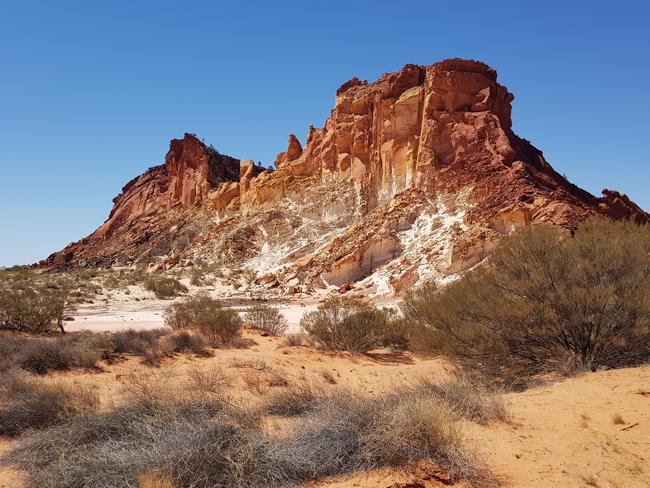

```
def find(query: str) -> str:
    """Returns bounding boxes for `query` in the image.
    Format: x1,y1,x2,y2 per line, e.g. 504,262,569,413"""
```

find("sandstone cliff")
46,59,648,296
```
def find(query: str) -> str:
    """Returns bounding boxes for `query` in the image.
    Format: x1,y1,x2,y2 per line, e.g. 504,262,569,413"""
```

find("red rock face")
44,59,648,293
166,133,240,207
264,59,646,227
46,134,244,266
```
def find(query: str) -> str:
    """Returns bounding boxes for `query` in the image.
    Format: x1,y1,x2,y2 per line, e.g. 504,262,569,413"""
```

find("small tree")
0,285,75,334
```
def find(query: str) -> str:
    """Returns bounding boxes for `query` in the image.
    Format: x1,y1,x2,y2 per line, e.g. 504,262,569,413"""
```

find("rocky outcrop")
166,133,240,207
46,134,251,266
254,59,646,228
44,59,648,296
275,134,303,168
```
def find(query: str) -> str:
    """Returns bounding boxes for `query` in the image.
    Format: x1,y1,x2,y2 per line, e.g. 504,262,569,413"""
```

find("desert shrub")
165,293,242,344
244,304,288,335
0,370,99,436
0,285,75,333
144,276,188,299
164,292,223,330
110,328,168,355
168,329,210,354
0,328,200,374
403,219,650,386
282,333,313,347
0,332,110,374
379,310,415,351
194,308,242,344
300,297,389,352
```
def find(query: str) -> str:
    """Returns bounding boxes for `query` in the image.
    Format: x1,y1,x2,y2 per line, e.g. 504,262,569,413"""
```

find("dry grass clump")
165,293,243,345
282,333,313,347
0,373,497,488
265,382,329,416
186,366,233,395
144,276,188,299
0,369,99,437
244,304,288,335
275,387,491,485
403,219,650,387
416,375,506,425
2,399,271,488
0,332,112,374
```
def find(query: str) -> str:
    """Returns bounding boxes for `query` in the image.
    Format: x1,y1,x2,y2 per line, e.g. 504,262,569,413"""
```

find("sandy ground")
468,366,650,488
66,302,319,334
1,329,648,487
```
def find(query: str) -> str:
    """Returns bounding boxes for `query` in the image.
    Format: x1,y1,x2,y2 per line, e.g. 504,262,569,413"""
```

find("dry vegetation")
300,296,414,352
0,370,99,437
403,219,650,387
165,293,244,345
1,218,648,487
244,304,288,335
144,276,188,299
0,365,499,488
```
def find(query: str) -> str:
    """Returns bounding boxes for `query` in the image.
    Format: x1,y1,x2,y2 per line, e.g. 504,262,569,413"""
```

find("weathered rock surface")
45,59,648,296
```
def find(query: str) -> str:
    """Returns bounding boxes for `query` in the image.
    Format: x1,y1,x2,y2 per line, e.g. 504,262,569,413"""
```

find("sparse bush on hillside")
144,276,188,299
165,293,242,344
403,219,650,386
244,304,288,335
0,370,99,437
301,297,390,352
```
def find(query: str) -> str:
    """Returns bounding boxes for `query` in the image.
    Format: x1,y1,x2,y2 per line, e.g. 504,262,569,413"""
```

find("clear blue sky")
1,0,648,267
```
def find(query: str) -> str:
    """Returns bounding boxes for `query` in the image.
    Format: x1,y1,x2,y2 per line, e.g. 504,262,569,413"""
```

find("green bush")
244,304,288,335
165,293,242,344
144,276,188,299
301,297,390,352
0,285,75,333
403,219,650,386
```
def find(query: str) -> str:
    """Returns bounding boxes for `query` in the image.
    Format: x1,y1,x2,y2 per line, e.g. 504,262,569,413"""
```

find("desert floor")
64,297,321,334
1,321,648,487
